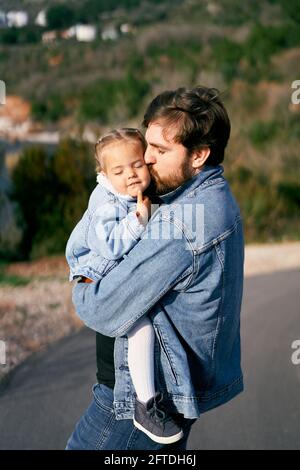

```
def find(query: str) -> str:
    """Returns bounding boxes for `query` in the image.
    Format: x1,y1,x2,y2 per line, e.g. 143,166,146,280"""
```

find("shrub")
147,39,200,70
79,74,150,123
248,119,279,148
244,23,300,68
0,27,18,45
12,140,95,259
0,147,22,259
0,26,42,45
31,95,67,123
226,165,300,241
212,0,261,26
278,0,300,24
46,5,75,30
211,38,243,83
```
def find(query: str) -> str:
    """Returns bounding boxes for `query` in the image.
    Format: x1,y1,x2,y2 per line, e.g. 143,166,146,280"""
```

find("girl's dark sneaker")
133,393,183,444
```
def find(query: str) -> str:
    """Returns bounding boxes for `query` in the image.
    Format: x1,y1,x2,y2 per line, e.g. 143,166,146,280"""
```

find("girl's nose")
127,167,136,178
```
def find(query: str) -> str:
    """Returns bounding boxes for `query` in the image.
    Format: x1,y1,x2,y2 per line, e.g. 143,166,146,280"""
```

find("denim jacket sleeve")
72,215,194,337
87,202,146,260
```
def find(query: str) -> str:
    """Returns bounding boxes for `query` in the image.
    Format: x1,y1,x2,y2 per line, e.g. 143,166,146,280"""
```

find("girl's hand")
136,190,151,226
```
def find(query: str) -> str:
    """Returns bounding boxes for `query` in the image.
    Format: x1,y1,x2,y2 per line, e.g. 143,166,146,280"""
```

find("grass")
0,264,31,287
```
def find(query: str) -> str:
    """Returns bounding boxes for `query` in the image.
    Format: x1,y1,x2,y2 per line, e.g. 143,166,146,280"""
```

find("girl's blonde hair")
95,128,147,173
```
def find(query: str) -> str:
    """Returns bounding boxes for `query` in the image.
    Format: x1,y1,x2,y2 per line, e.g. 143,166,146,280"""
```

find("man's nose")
144,147,156,164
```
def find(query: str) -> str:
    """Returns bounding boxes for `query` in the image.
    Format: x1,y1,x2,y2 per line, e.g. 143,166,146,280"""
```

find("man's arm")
73,216,194,337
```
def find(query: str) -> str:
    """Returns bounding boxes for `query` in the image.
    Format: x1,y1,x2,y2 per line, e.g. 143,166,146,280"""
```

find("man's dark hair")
142,86,231,166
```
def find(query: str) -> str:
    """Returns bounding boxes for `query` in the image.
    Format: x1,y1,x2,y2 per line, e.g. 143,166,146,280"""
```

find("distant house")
67,24,97,42
35,10,47,27
77,25,96,42
101,25,118,41
120,23,134,34
7,10,29,28
61,26,76,40
0,10,6,27
42,30,57,43
0,95,31,141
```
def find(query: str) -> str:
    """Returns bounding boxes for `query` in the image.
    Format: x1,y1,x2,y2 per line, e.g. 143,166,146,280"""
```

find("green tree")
46,5,75,30
248,119,279,148
0,146,21,259
211,38,243,83
12,146,51,258
31,95,66,123
12,140,95,259
79,75,150,123
0,27,18,44
279,0,300,24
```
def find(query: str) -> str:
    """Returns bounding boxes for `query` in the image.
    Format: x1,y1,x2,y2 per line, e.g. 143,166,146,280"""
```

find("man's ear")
192,147,211,170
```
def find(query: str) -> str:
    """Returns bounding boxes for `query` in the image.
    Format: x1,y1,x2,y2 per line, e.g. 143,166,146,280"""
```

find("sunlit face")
144,122,195,195
101,141,151,197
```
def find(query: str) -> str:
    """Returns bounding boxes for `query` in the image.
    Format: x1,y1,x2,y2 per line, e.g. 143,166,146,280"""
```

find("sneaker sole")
133,418,184,444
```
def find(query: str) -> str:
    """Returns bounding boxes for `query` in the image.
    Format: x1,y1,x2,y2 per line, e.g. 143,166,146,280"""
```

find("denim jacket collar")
159,164,224,204
96,172,136,202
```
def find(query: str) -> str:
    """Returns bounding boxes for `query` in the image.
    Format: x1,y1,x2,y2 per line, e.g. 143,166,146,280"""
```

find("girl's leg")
127,316,184,444
127,315,156,403
65,382,196,450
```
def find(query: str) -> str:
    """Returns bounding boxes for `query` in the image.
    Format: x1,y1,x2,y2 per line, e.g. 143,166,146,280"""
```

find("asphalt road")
0,269,299,450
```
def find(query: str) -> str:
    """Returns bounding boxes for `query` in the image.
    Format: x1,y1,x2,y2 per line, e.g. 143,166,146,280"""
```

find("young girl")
66,128,183,444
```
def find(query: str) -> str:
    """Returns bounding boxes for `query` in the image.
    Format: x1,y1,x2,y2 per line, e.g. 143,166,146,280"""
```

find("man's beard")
148,158,195,196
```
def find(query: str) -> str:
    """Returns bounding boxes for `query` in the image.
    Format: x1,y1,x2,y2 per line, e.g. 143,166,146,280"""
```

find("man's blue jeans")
66,383,196,450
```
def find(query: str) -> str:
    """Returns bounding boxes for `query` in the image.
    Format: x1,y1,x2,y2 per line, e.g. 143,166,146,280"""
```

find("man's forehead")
145,122,177,145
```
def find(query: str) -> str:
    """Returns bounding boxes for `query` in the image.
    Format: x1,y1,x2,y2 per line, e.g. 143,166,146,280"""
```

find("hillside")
0,0,300,258
1,1,299,135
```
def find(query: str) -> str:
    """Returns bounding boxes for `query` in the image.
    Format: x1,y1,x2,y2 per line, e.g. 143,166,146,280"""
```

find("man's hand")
136,190,151,226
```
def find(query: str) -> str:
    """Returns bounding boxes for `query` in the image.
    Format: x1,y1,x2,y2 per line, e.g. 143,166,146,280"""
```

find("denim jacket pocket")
153,324,181,387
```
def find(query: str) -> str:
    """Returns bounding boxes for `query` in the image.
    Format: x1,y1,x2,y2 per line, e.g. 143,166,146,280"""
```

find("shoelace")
147,394,176,425
148,403,167,423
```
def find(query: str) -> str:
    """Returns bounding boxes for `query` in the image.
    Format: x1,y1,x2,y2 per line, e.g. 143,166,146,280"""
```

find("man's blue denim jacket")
73,164,244,420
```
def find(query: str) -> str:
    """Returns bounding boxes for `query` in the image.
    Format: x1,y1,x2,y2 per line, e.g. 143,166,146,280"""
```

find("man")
66,86,244,450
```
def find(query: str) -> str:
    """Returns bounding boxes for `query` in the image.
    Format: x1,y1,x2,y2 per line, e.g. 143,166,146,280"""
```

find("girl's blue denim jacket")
66,172,145,281
72,165,245,420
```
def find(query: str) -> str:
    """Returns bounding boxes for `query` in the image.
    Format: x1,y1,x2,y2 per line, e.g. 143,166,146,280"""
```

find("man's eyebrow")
147,142,169,150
